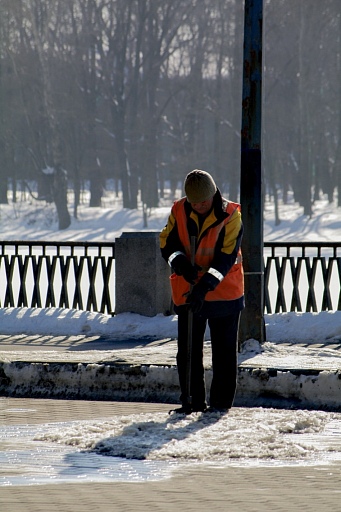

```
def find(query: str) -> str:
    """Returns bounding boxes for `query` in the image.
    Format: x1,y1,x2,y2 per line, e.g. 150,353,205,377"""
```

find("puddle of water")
0,447,176,486
0,441,177,486
0,423,180,486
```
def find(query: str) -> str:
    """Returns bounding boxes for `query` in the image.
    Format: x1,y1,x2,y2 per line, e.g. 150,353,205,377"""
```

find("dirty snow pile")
35,407,341,464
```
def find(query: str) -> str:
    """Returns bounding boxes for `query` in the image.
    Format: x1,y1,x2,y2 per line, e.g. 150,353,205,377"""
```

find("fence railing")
0,241,115,315
0,240,340,315
264,242,341,313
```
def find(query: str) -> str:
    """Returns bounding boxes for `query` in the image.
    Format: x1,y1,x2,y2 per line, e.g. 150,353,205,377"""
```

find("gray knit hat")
184,169,217,203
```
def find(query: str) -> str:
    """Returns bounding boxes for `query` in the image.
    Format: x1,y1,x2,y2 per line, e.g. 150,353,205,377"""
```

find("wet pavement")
1,397,341,512
1,335,341,511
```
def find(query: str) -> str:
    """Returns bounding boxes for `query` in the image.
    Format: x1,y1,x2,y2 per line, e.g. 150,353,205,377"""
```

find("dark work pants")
177,310,240,409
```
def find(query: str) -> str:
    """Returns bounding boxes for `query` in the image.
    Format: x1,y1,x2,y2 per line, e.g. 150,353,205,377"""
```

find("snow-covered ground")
1,189,341,480
1,186,340,242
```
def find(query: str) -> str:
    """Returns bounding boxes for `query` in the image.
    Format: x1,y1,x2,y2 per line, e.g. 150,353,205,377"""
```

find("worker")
160,169,244,414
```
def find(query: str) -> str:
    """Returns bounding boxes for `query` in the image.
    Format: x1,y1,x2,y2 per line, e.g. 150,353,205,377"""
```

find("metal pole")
239,0,265,343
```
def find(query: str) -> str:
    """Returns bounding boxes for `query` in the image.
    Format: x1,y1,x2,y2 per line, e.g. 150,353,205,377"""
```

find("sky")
1,188,341,485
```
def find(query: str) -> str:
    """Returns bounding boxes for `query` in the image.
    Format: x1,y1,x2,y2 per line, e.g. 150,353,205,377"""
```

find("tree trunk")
89,174,104,207
73,171,81,219
297,4,312,217
29,3,70,229
53,166,70,230
0,175,8,203
334,8,341,207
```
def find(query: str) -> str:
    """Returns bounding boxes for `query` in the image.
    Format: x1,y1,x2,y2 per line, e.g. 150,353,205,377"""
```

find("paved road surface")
1,397,341,512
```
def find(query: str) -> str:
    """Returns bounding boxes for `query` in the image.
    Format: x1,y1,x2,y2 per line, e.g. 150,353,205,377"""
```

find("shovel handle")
185,235,196,406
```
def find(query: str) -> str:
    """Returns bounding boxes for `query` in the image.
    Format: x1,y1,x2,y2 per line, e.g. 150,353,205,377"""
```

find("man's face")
190,197,214,215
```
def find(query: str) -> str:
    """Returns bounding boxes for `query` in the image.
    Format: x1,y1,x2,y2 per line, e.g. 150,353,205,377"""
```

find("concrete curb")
237,365,341,411
1,359,341,411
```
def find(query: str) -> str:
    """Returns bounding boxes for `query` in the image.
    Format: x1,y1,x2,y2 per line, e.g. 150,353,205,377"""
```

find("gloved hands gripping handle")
171,253,201,285
184,272,219,313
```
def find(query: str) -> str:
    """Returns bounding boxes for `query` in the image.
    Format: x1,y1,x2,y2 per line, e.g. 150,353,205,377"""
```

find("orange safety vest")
170,198,244,306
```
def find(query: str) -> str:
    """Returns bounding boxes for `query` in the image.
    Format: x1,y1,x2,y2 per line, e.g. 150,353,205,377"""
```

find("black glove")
185,280,211,313
171,254,200,285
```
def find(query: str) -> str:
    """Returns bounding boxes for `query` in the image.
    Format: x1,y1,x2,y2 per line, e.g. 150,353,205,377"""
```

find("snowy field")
1,186,340,242
1,189,341,484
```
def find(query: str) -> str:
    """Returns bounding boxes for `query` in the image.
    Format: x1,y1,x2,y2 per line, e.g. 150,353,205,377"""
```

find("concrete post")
115,232,172,317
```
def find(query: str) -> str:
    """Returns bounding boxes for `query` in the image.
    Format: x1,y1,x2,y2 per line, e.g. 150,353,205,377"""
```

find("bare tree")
1,0,340,224
19,0,71,228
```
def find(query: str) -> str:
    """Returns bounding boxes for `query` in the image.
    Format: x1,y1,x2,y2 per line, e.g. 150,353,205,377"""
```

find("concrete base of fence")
115,232,172,317
0,361,181,404
1,360,341,411
236,366,341,411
